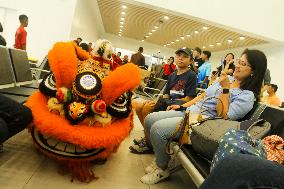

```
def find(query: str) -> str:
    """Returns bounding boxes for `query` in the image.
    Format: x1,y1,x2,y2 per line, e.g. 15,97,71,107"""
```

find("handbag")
211,128,267,171
153,97,185,112
190,104,271,160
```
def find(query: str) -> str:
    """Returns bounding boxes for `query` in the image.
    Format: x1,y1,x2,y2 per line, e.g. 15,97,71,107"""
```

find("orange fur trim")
48,42,90,89
26,92,134,150
102,63,140,105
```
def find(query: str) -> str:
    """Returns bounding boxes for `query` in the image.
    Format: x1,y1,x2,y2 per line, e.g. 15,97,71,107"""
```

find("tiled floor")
0,113,196,189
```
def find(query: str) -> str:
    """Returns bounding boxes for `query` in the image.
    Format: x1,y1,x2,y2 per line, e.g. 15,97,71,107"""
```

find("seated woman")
140,49,267,184
217,52,235,76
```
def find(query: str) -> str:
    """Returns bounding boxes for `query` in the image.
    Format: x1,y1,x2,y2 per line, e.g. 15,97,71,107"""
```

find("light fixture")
216,42,221,45
121,18,125,21
186,34,191,37
194,30,199,34
120,29,122,31
119,34,121,37
176,39,180,42
240,36,245,40
203,26,208,30
122,5,127,9
145,35,149,38
119,31,122,34
228,39,233,43
152,29,156,32
120,22,124,24
120,25,123,28
121,12,126,15
167,43,170,46
154,26,159,29
141,40,144,42
171,41,174,44
148,32,152,35
163,45,166,47
180,36,185,40
202,46,206,49
209,44,214,47
164,16,169,20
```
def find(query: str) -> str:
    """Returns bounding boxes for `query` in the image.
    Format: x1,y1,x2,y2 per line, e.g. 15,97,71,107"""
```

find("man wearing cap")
130,47,197,154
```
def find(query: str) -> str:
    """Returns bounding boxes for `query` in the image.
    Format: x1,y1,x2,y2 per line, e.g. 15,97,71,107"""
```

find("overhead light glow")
186,34,191,37
194,30,199,34
180,37,185,40
145,35,149,38
176,39,180,42
152,29,156,32
121,12,126,15
122,5,127,9
154,26,159,29
148,32,152,35
202,46,206,49
142,40,144,42
203,26,208,30
240,36,245,40
121,18,125,21
163,45,166,47
209,44,214,47
120,22,124,24
171,41,174,44
119,34,121,37
228,39,233,43
167,43,170,46
216,42,221,45
164,16,169,20
120,25,123,28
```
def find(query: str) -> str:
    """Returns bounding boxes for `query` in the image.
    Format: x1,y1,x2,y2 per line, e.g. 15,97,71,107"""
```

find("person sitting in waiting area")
197,50,212,89
0,94,33,152
162,57,176,80
130,47,197,154
198,154,284,189
262,84,281,107
140,49,267,184
217,52,235,76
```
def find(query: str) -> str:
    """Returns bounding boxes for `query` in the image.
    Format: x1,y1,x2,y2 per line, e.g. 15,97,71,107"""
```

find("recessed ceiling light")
203,26,208,30
119,31,122,34
164,16,169,20
148,32,152,35
121,12,126,15
209,44,214,47
145,35,149,38
194,31,199,34
228,39,233,43
167,43,170,46
176,39,180,42
154,26,159,29
202,46,206,49
122,5,127,9
216,42,221,45
120,29,122,31
120,25,123,28
152,29,156,32
171,41,174,44
180,37,185,40
120,22,124,24
240,36,245,40
163,45,166,47
186,34,191,37
119,34,121,37
141,40,144,42
121,18,125,21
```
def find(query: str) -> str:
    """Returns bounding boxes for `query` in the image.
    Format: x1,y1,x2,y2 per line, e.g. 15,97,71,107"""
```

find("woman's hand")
166,104,181,111
218,71,230,88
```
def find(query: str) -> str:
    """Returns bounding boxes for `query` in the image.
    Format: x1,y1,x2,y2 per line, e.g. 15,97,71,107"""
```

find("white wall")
210,44,284,101
101,33,175,59
70,0,104,43
0,0,77,61
130,0,284,42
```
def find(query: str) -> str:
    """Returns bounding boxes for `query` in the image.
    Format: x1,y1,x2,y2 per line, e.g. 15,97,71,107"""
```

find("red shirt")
14,26,27,49
163,63,176,76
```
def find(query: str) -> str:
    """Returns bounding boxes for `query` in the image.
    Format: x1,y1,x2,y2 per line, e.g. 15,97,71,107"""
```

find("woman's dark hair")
240,49,267,102
169,56,174,64
223,53,234,65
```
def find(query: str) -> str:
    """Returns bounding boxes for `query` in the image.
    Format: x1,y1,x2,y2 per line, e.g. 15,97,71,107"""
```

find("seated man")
262,84,281,107
0,94,33,152
130,47,197,154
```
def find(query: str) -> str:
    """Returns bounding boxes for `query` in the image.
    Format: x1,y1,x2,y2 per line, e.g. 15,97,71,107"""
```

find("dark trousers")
0,94,33,143
199,154,284,189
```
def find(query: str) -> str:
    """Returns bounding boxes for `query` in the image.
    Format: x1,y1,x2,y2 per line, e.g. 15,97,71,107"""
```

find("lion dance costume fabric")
26,40,140,182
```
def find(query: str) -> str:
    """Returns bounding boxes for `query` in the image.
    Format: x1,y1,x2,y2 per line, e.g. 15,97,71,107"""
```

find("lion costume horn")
48,42,90,89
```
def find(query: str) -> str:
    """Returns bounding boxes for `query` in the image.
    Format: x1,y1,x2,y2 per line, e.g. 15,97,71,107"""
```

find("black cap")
175,47,192,56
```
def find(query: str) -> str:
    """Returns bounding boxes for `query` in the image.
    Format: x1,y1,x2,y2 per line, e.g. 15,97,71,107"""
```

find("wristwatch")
222,88,230,94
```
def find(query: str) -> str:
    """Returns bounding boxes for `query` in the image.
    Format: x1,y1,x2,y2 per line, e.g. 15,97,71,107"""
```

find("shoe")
129,144,153,154
0,144,3,153
140,167,170,184
145,159,158,173
133,137,145,145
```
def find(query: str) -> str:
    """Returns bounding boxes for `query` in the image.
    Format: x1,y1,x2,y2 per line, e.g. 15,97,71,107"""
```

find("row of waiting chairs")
0,45,49,103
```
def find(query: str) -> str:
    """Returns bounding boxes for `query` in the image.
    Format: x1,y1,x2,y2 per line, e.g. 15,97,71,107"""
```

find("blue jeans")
0,94,33,143
199,154,284,189
144,110,185,168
